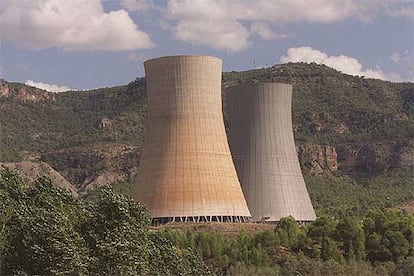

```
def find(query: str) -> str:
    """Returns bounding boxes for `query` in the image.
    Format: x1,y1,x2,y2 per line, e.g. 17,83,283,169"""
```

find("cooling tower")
226,83,316,222
134,55,251,224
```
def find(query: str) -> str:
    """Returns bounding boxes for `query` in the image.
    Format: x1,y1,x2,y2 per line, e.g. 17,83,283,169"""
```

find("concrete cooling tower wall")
226,83,316,222
134,55,251,224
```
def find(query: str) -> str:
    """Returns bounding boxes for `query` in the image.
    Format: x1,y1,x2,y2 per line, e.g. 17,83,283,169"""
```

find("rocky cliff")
297,144,338,175
338,142,414,174
297,142,413,176
0,79,55,103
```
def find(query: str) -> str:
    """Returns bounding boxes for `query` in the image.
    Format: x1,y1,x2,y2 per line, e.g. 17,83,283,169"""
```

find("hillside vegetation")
0,78,147,160
1,63,413,275
0,63,413,217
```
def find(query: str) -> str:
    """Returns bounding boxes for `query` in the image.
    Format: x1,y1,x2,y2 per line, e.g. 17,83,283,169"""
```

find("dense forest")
1,169,413,275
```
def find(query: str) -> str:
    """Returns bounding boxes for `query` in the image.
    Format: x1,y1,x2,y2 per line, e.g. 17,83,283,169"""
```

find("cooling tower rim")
144,55,222,66
225,82,292,91
224,82,293,95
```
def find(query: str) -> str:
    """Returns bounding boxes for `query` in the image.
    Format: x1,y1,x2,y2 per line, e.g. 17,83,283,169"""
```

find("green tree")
321,237,339,261
0,168,213,275
82,188,150,275
148,233,212,276
364,210,414,262
254,230,280,248
2,175,89,275
308,216,337,241
384,230,410,262
335,216,365,261
0,168,26,273
277,216,302,247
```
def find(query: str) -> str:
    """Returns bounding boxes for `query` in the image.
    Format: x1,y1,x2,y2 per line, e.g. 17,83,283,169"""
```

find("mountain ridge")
1,62,413,215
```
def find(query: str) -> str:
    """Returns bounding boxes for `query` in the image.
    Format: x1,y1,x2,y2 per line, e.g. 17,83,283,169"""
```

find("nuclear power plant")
226,83,316,222
134,55,316,224
134,55,251,224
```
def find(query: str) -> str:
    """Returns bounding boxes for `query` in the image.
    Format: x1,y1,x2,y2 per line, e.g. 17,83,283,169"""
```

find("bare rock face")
0,161,77,196
97,117,112,129
337,142,413,173
0,79,11,96
396,201,414,214
384,113,409,123
78,172,125,193
338,144,386,173
297,144,338,174
0,79,55,102
398,147,414,167
297,142,412,176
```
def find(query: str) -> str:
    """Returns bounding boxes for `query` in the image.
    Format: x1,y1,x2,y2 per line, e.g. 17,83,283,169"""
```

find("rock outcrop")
384,113,409,123
97,117,112,129
0,79,11,97
42,144,140,192
297,144,338,175
396,201,414,214
78,172,125,193
296,141,413,176
398,147,414,167
0,79,55,103
0,161,77,196
337,142,414,173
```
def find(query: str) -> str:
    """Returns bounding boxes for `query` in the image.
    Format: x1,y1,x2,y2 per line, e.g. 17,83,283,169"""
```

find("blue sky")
0,0,413,91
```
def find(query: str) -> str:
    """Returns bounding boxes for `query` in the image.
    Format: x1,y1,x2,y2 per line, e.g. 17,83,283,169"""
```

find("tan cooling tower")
226,83,316,222
134,55,251,224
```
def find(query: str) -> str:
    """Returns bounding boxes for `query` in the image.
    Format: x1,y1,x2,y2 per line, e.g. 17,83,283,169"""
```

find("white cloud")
120,0,151,11
26,80,72,92
173,19,250,52
160,0,410,52
389,50,414,81
0,0,155,51
280,46,403,82
164,1,249,52
250,22,287,41
390,51,413,65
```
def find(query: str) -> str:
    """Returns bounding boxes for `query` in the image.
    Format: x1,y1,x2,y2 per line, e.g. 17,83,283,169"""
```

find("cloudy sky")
0,0,413,92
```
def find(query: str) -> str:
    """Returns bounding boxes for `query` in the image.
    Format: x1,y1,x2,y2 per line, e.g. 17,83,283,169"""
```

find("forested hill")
0,63,413,215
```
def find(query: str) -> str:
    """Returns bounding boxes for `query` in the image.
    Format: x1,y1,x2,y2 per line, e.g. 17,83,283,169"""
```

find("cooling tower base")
151,215,251,225
258,219,315,225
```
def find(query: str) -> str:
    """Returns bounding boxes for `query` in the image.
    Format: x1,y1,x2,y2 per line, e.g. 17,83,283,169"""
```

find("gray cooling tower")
226,83,316,222
134,55,251,224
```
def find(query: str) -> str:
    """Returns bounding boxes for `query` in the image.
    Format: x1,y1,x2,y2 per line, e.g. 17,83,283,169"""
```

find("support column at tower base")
151,215,251,225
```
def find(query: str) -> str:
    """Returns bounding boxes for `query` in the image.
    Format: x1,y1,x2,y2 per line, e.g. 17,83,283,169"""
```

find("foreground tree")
82,189,150,275
1,172,89,275
0,168,212,275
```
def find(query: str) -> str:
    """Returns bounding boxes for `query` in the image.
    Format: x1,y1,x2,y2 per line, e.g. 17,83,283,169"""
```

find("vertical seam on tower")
267,85,272,218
